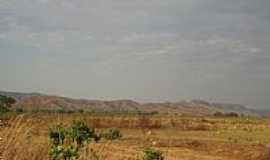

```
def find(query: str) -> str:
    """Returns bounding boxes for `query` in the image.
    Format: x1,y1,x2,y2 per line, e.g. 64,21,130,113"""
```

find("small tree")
143,148,164,160
0,95,16,112
68,121,96,146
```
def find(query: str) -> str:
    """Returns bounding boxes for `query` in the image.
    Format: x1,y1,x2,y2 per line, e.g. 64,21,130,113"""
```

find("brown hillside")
10,95,213,116
0,91,258,116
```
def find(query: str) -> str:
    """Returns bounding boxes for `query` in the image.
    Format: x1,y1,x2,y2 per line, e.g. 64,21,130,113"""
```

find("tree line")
0,95,16,112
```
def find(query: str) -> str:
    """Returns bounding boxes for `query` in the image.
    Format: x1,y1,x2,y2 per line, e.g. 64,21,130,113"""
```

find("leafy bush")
68,121,96,145
49,125,67,145
49,145,64,160
102,128,122,140
143,148,164,160
49,145,78,160
48,121,106,160
62,146,78,160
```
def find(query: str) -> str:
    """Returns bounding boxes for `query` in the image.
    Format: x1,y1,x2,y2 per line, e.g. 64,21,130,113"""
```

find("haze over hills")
0,90,262,116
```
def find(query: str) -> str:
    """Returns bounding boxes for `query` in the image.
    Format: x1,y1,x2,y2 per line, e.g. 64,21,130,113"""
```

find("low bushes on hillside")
213,112,239,117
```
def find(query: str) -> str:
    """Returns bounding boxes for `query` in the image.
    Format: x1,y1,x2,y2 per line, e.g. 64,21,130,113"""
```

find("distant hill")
0,91,44,101
253,109,270,117
0,91,260,116
210,103,258,116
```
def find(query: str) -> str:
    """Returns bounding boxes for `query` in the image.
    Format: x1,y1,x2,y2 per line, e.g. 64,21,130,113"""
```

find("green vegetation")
49,145,78,160
0,95,16,112
49,125,67,145
48,121,121,160
48,121,95,160
102,128,122,140
2,107,162,116
3,113,270,160
68,121,96,145
143,148,164,160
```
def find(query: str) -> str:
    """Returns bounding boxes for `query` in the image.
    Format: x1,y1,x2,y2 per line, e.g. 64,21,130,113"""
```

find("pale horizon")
1,0,270,109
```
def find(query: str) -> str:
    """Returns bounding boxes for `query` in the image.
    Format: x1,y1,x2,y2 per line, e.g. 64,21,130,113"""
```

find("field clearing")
1,113,270,160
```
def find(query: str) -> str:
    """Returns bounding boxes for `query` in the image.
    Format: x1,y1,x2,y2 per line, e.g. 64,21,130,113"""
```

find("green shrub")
49,145,64,160
49,145,78,160
143,148,164,160
68,121,96,146
48,121,107,160
49,125,67,145
102,128,122,140
62,146,78,160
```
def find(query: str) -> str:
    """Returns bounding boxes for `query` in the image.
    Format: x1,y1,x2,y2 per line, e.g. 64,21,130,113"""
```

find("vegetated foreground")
1,113,270,160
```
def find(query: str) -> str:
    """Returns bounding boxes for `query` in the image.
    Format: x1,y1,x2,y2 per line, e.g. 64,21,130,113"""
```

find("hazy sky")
1,0,270,108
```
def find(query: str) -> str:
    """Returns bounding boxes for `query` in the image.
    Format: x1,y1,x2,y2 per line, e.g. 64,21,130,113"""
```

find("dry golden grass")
1,115,48,160
1,113,270,160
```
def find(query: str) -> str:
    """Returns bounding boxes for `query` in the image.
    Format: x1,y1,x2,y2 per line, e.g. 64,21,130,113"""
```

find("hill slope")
0,91,259,116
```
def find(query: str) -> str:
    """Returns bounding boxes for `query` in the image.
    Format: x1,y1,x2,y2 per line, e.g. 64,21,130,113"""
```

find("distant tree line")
213,111,240,117
0,95,16,112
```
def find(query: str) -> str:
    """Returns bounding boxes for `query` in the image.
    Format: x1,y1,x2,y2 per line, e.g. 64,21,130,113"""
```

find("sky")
0,0,270,109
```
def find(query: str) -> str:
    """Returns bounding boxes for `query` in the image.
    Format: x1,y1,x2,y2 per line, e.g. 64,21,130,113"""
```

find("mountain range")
0,91,264,116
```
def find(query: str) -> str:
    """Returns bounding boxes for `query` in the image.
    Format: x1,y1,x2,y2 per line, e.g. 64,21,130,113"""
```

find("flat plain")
1,113,270,160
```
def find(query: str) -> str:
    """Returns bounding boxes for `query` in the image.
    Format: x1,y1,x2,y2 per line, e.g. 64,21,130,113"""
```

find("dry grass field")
1,113,270,160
